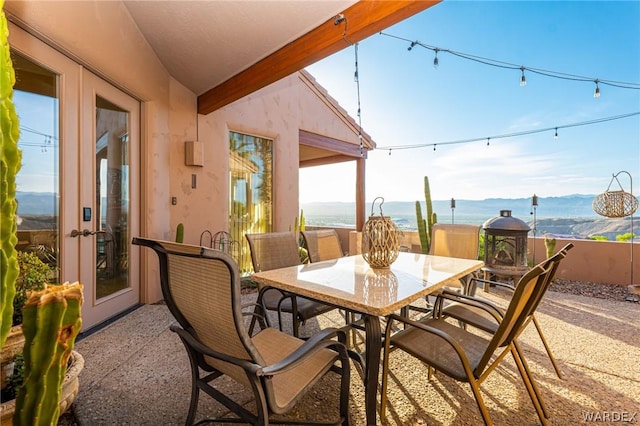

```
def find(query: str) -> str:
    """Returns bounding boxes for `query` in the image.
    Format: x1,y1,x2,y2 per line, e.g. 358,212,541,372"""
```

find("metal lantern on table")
361,197,400,268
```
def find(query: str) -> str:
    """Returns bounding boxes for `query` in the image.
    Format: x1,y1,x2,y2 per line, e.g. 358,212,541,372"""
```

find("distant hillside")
16,191,57,215
16,192,637,240
302,195,638,240
533,217,635,240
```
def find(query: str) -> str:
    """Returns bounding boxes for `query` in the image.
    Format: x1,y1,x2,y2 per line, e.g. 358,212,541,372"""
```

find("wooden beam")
300,154,358,168
198,0,440,114
299,129,364,158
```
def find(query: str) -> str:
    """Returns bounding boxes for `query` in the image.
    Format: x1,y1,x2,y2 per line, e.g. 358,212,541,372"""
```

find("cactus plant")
415,176,437,254
293,210,308,263
175,223,184,243
544,235,557,258
14,282,83,425
1,2,22,347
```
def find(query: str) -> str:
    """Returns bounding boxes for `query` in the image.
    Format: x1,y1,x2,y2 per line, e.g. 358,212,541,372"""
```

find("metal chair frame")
133,237,352,426
381,259,561,425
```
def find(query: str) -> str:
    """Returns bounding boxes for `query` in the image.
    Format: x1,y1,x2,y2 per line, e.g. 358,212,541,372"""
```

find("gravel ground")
549,279,632,301
54,278,635,425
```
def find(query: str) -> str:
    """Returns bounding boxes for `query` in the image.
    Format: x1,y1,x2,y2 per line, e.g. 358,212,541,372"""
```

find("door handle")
70,229,94,238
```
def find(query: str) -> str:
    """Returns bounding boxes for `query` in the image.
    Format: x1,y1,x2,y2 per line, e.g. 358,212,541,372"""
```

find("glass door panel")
81,71,139,329
94,96,130,299
12,51,60,286
228,131,273,274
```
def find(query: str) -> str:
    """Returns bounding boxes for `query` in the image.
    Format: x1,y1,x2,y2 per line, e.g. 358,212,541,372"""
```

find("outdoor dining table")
251,251,484,425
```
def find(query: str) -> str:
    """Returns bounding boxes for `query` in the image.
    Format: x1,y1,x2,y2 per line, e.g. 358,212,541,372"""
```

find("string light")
520,66,526,87
433,144,437,151
433,48,439,69
376,112,639,152
382,32,640,97
354,42,364,156
554,127,558,139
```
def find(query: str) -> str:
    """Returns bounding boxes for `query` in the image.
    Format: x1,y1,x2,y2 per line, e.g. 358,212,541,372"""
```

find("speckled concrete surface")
63,289,639,425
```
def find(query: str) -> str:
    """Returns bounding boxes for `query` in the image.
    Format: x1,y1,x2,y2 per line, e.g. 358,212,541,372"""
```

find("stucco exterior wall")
6,2,367,306
5,0,183,303
187,73,364,240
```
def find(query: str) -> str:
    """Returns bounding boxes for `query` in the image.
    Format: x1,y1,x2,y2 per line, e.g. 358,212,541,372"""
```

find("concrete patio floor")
65,286,639,425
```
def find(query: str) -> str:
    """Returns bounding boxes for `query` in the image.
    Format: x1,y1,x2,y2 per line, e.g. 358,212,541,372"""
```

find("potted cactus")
1,252,52,394
1,4,84,424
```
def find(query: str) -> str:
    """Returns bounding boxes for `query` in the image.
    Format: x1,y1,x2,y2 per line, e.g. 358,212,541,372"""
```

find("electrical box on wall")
185,140,204,166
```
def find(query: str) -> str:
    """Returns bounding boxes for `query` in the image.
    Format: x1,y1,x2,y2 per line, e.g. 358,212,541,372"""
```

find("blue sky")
301,0,640,202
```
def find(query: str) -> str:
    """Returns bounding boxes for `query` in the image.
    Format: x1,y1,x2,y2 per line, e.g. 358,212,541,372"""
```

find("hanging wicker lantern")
362,197,400,268
592,174,638,218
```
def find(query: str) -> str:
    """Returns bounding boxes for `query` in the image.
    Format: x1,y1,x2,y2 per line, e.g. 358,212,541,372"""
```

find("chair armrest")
470,277,516,291
170,324,262,374
433,291,504,323
241,302,266,321
385,314,473,366
260,328,348,376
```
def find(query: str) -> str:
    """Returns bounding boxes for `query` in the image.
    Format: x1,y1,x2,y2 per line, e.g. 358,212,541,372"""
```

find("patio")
64,285,639,425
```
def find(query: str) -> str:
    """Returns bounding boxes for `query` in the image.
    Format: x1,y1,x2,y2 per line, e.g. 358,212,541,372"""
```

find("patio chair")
404,223,481,317
302,229,362,343
433,243,574,379
301,229,345,262
133,237,352,426
246,232,339,338
381,261,557,425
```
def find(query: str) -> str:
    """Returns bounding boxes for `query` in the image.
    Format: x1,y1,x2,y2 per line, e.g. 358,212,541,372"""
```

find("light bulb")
520,67,526,87
554,128,558,139
433,49,439,69
594,81,601,98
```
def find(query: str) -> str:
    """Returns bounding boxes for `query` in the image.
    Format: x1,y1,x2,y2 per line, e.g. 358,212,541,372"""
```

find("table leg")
363,314,381,426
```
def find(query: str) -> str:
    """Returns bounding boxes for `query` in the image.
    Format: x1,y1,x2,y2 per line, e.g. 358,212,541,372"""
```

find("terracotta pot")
0,325,25,390
0,350,84,425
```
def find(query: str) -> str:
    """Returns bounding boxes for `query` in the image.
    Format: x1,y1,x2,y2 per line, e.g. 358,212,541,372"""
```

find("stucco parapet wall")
342,229,638,287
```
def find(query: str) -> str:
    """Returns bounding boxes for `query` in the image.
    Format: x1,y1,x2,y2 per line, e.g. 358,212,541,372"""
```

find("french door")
78,72,140,329
9,23,140,330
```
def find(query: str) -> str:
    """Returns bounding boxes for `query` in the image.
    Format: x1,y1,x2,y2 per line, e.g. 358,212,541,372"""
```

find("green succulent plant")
12,251,54,326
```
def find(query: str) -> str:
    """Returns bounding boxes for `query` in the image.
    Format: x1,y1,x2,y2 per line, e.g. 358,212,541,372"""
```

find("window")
229,131,273,274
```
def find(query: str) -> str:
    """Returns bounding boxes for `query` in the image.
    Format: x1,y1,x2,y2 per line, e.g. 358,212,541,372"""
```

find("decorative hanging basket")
362,197,400,269
592,174,638,218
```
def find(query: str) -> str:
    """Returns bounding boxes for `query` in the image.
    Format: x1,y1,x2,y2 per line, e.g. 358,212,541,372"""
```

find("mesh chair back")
523,243,573,320
429,224,481,260
246,232,301,272
476,262,553,373
302,229,344,262
134,238,263,388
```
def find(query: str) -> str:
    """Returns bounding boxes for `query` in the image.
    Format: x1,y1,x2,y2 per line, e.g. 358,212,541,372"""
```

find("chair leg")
468,379,493,426
532,315,563,379
338,349,351,426
380,322,396,420
512,342,550,423
177,336,201,425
